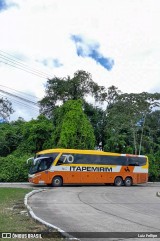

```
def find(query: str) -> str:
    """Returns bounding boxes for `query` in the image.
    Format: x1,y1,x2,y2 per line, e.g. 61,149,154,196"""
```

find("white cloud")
0,0,160,120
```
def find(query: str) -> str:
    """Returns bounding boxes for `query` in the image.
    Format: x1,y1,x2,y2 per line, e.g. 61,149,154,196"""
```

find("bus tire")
124,177,132,187
114,177,123,186
52,176,63,187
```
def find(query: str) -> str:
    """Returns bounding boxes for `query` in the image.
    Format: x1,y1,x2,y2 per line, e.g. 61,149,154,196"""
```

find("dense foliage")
39,70,107,117
53,100,95,149
0,70,159,181
0,154,29,182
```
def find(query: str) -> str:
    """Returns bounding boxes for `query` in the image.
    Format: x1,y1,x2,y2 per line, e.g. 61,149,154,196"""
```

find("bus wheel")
114,177,123,186
52,176,63,187
124,177,132,187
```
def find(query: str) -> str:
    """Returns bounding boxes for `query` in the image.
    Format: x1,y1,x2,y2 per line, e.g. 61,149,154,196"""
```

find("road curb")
156,192,160,197
24,189,79,240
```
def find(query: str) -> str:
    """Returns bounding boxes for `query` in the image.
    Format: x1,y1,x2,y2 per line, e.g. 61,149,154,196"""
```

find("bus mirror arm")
26,157,34,164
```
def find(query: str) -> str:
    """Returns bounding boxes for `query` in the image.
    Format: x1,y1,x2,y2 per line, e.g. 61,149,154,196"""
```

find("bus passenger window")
56,154,75,165
128,157,139,166
138,157,147,166
56,155,65,165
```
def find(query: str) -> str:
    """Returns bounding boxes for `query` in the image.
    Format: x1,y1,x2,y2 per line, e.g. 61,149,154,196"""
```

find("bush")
0,154,31,182
148,153,160,182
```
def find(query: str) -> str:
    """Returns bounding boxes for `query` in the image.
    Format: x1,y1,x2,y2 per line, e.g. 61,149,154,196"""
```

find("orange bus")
27,148,148,187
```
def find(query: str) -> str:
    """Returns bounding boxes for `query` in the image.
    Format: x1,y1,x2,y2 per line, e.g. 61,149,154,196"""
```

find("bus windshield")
29,158,41,174
29,156,54,174
28,153,59,174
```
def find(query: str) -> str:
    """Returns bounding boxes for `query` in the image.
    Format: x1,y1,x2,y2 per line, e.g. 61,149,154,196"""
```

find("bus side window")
46,157,54,168
128,157,139,166
73,154,88,164
56,154,75,165
138,157,147,166
56,155,65,165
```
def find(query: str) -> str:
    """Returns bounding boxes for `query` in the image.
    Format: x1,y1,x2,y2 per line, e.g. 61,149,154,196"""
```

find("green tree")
53,100,95,149
39,70,107,116
106,85,122,107
104,90,160,154
18,115,54,153
83,101,106,148
0,119,25,157
148,153,160,181
144,110,160,153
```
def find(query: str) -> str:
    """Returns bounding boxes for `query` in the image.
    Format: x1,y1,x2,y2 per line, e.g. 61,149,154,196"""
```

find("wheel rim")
126,178,131,186
55,179,60,185
115,178,122,186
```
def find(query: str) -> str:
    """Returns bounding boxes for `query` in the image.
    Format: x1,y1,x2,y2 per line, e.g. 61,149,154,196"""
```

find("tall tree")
104,91,160,154
83,101,106,148
143,110,160,153
52,100,95,149
39,70,107,116
106,85,122,107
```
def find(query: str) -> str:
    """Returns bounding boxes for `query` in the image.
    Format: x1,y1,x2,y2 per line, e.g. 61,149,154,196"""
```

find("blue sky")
71,34,114,70
38,58,63,68
0,0,160,120
0,0,7,11
0,0,17,11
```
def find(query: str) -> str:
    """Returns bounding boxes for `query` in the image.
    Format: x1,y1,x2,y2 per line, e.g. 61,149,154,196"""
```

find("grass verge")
0,187,64,240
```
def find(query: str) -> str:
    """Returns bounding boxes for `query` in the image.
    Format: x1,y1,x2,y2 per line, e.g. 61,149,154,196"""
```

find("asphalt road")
27,183,160,241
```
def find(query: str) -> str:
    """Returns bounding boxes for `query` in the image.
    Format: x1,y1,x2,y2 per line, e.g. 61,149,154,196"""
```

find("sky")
0,0,160,121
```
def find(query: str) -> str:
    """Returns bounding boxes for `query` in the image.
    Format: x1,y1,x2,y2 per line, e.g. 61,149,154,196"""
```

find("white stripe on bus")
133,166,148,173
50,165,121,172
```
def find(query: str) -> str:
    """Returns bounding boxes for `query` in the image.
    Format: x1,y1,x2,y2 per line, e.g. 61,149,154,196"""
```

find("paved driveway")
28,183,160,241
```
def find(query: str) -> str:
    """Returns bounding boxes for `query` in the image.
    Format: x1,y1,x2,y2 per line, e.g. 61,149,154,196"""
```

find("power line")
0,94,39,112
0,57,51,79
0,94,39,113
0,84,40,101
0,54,51,79
0,50,53,79
0,49,53,78
0,93,39,109
0,89,39,106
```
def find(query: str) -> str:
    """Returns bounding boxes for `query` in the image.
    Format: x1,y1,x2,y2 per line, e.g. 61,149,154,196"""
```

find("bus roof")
37,148,147,158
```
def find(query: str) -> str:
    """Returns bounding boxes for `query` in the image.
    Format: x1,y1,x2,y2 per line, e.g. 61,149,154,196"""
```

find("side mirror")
26,157,34,164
